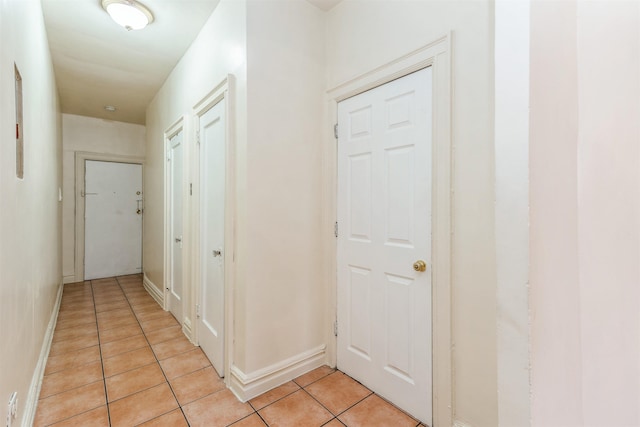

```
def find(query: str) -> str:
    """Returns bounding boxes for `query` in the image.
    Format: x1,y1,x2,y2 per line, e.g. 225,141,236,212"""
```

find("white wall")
145,0,247,291
494,1,530,426
242,0,325,376
61,114,145,283
530,1,640,425
145,0,326,392
0,0,62,424
326,2,497,426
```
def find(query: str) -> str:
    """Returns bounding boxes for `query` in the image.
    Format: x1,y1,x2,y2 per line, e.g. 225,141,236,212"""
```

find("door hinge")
196,304,201,318
333,320,338,337
334,124,338,139
190,183,192,196
334,221,338,238
196,130,201,146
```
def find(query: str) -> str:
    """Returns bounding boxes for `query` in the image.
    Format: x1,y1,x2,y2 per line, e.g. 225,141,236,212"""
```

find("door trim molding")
324,34,453,426
74,152,145,283
191,75,236,381
163,116,189,336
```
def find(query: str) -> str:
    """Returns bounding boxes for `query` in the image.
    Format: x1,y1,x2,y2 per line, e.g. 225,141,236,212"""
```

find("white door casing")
168,130,185,322
84,160,143,280
198,97,226,376
337,68,433,424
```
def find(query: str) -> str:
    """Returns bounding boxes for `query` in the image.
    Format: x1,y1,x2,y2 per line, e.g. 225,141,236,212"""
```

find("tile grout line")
115,275,190,426
91,279,114,427
38,282,105,427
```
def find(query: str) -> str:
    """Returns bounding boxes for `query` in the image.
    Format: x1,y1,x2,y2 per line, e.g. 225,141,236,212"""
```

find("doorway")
195,93,229,377
83,160,143,280
166,126,185,323
336,68,433,424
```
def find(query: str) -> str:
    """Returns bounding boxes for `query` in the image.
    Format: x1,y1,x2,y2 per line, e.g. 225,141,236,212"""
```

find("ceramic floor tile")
97,314,138,332
98,323,143,344
294,366,336,387
305,372,372,415
48,405,109,427
140,314,179,332
108,383,178,427
44,345,101,376
39,361,103,399
55,315,97,331
106,363,166,402
182,389,253,427
95,300,129,313
90,278,118,285
127,295,157,305
322,419,346,427
151,336,195,360
56,309,96,323
137,409,189,427
52,322,97,343
49,333,99,357
34,381,105,426
100,335,149,359
145,325,184,345
258,390,333,427
337,395,419,427
96,308,133,322
169,366,226,405
103,346,156,377
250,381,300,410
134,307,170,322
159,347,211,379
230,414,268,427
59,300,94,311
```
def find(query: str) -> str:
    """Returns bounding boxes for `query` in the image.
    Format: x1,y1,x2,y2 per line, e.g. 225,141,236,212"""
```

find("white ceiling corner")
41,0,221,125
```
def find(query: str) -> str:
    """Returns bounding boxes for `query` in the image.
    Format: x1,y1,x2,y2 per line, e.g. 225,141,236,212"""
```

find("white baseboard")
182,317,194,342
62,275,77,284
143,273,164,308
454,421,474,427
21,280,64,427
229,345,327,402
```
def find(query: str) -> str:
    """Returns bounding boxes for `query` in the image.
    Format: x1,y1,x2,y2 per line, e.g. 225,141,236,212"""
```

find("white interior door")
337,68,433,424
168,131,184,322
84,160,143,280
198,98,226,376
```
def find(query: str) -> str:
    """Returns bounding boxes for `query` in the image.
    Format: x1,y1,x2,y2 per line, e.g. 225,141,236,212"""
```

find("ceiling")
42,0,341,125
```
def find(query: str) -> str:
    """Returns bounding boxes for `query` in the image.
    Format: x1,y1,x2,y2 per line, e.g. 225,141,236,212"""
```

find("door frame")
191,75,236,381
74,152,145,283
163,116,189,333
325,35,452,426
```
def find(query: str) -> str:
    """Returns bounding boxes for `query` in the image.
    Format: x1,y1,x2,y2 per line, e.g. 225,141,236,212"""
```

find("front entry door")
84,160,142,280
337,68,433,424
168,130,184,323
198,98,226,376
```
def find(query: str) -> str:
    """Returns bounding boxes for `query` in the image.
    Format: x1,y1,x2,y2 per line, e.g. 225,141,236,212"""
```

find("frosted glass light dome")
102,0,154,31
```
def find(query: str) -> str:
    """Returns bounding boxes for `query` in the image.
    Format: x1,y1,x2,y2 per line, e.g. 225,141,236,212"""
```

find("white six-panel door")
337,68,433,424
168,130,184,322
84,160,142,280
198,98,226,376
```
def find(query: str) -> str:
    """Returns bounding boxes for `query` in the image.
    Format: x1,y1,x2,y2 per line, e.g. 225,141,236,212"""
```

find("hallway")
34,275,425,427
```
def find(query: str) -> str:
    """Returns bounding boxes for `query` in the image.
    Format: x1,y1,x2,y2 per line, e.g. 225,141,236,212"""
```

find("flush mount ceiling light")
101,0,154,31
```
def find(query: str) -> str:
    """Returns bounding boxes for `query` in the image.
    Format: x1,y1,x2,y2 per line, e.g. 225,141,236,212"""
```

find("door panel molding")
74,152,144,283
324,34,452,426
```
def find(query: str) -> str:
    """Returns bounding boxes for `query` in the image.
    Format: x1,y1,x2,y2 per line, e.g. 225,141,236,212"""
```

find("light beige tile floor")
34,275,427,426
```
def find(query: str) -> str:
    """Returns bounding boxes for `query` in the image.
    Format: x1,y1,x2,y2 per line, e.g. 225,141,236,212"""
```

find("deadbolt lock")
413,260,427,272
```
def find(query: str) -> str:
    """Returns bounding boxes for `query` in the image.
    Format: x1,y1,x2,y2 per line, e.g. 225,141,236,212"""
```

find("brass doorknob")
413,260,427,272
